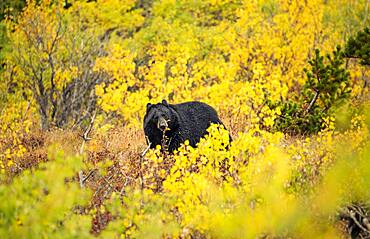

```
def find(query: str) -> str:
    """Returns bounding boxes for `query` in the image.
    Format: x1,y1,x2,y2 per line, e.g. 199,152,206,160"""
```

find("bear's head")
143,100,179,134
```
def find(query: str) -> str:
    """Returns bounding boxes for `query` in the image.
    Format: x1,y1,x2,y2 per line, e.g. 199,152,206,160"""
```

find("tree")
5,1,106,130
271,46,351,134
345,27,370,66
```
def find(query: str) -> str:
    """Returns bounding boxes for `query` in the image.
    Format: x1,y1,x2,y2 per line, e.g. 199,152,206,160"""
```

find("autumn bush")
1,0,370,238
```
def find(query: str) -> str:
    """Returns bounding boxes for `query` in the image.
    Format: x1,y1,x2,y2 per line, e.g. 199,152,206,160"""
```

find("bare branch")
306,90,319,113
139,141,152,192
79,110,97,155
141,142,152,158
78,171,85,188
79,168,98,188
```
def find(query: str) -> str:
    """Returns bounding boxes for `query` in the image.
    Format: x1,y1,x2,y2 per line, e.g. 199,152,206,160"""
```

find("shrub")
271,46,351,134
0,149,91,238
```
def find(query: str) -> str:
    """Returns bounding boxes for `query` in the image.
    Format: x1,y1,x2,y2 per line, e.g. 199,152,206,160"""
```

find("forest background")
0,0,370,238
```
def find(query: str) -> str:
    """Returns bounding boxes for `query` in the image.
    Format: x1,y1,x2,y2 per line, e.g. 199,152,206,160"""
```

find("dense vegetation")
0,0,370,238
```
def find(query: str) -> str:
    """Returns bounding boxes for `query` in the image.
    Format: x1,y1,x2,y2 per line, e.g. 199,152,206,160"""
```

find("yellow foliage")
94,0,369,131
0,98,33,176
115,118,368,238
1,0,370,238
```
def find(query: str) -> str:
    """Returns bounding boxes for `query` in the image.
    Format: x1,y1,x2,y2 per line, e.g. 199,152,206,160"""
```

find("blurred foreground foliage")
0,149,92,238
0,0,370,238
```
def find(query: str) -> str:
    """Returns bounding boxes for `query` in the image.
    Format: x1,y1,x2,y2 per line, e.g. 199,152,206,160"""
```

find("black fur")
143,100,230,152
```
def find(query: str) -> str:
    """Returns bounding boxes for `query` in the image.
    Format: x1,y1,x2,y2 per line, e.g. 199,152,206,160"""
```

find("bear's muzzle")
157,117,168,131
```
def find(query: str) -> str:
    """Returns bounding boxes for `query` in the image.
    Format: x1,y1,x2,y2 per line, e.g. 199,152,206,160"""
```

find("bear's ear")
162,99,168,106
146,103,152,111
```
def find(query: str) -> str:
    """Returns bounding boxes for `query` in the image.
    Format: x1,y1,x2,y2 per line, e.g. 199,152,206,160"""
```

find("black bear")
143,100,231,152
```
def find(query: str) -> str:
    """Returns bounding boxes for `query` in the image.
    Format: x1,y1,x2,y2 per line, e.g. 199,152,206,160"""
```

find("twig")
20,100,32,124
363,218,370,231
82,110,97,141
161,130,169,152
141,143,152,158
82,168,97,184
306,90,319,113
139,142,151,191
79,171,85,188
79,110,97,155
341,206,370,234
119,177,129,197
93,174,114,198
102,175,125,196
103,176,117,190
349,210,369,233
78,111,97,188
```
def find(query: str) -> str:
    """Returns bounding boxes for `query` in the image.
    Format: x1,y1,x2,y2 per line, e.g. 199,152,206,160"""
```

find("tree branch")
306,90,319,113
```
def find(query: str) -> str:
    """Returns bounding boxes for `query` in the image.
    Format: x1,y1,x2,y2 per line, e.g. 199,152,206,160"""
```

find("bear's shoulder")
173,101,205,107
172,101,215,110
172,101,218,116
